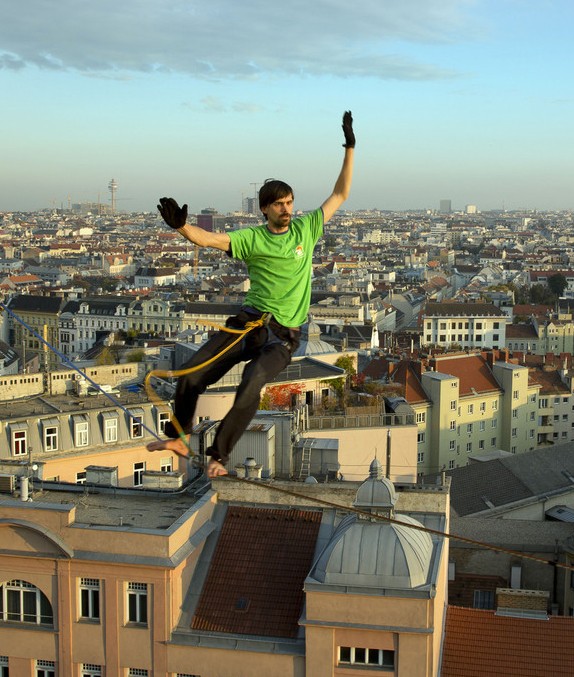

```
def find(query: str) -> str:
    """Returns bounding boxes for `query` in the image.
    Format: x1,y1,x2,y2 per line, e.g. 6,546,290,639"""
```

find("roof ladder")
299,440,313,480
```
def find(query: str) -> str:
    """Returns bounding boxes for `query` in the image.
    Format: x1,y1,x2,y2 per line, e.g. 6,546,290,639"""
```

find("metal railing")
308,412,415,430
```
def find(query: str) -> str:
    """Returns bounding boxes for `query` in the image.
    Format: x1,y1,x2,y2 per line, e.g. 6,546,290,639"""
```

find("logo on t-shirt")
294,244,304,258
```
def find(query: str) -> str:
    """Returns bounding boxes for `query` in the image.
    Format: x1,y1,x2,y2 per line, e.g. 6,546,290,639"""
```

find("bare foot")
207,459,228,478
147,437,190,459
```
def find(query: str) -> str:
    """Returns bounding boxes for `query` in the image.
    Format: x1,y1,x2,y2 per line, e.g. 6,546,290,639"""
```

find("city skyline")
1,1,573,214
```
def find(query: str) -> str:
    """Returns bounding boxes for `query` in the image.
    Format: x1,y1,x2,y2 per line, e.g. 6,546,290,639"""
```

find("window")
102,412,118,443
133,462,145,487
476,322,483,330
540,398,549,408
467,404,474,414
479,440,485,449
76,472,87,485
512,409,518,418
79,578,100,621
492,400,498,411
451,381,457,388
160,457,172,473
126,582,147,624
512,428,518,438
466,423,473,434
449,440,456,451
473,590,494,609
0,580,53,625
448,460,455,469
417,451,424,463
81,664,102,677
0,656,7,677
530,411,536,421
127,671,148,677
36,661,55,677
479,421,485,432
450,420,456,430
158,411,170,434
74,415,89,447
450,400,457,410
466,442,472,452
338,646,395,669
491,437,497,446
10,424,28,456
480,401,486,412
42,419,59,452
417,432,425,443
129,409,144,439
492,418,497,428
416,412,426,423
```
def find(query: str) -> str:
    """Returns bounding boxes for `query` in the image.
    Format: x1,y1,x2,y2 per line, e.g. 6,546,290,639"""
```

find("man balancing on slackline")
147,111,355,478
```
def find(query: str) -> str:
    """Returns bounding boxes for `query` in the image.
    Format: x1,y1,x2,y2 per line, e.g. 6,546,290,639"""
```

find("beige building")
0,458,449,676
385,352,542,476
421,302,507,351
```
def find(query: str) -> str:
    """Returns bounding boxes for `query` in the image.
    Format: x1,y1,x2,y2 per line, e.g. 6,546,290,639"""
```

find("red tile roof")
191,506,322,638
442,605,574,676
430,354,500,396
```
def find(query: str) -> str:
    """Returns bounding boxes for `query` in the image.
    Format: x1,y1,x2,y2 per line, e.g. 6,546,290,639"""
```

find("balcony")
308,412,415,430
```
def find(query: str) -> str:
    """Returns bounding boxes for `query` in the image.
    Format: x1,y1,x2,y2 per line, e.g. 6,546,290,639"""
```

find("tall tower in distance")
439,199,452,214
108,178,118,214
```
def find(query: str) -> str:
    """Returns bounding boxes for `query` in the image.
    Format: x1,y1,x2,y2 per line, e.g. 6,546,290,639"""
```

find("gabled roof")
7,294,64,314
429,354,501,396
191,506,321,638
505,323,538,339
390,360,429,404
423,302,504,317
442,605,574,676
441,443,574,516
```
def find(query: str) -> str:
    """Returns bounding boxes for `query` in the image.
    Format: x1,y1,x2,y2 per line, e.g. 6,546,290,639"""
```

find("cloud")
0,0,477,80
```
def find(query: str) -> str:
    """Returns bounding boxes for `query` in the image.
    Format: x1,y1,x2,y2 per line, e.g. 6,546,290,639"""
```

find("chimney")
413,360,424,380
496,588,549,616
244,457,262,480
486,351,495,368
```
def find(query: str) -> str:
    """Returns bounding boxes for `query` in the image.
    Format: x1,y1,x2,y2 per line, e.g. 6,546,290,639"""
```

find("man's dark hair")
258,179,294,218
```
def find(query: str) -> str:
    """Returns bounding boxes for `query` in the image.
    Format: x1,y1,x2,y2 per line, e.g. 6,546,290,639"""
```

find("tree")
96,347,116,366
548,273,567,298
126,349,146,363
260,383,305,410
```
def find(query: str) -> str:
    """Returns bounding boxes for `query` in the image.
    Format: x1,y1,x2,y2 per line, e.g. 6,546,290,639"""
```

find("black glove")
342,110,355,148
157,197,188,229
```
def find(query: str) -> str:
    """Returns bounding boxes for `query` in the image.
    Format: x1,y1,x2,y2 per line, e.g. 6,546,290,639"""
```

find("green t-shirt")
228,208,323,327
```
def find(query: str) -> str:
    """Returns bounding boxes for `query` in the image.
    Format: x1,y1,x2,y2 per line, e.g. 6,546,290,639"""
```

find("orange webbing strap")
144,314,270,455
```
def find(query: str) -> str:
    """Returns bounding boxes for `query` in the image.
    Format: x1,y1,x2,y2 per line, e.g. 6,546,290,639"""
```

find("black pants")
164,310,300,466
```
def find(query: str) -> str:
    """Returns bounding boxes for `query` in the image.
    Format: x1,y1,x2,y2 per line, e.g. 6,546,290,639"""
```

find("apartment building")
59,297,130,356
6,295,65,371
0,460,450,676
385,352,542,475
420,302,507,350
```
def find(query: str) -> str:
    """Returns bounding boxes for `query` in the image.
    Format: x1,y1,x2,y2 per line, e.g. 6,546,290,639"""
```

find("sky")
1,0,573,215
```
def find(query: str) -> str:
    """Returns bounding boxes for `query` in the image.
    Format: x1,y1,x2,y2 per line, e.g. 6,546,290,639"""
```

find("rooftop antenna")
108,178,118,214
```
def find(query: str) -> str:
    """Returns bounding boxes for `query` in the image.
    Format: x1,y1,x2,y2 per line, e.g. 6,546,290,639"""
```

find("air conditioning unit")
0,473,16,493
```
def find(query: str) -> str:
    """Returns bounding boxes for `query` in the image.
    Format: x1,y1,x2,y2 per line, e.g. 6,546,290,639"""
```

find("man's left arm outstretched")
321,111,355,224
